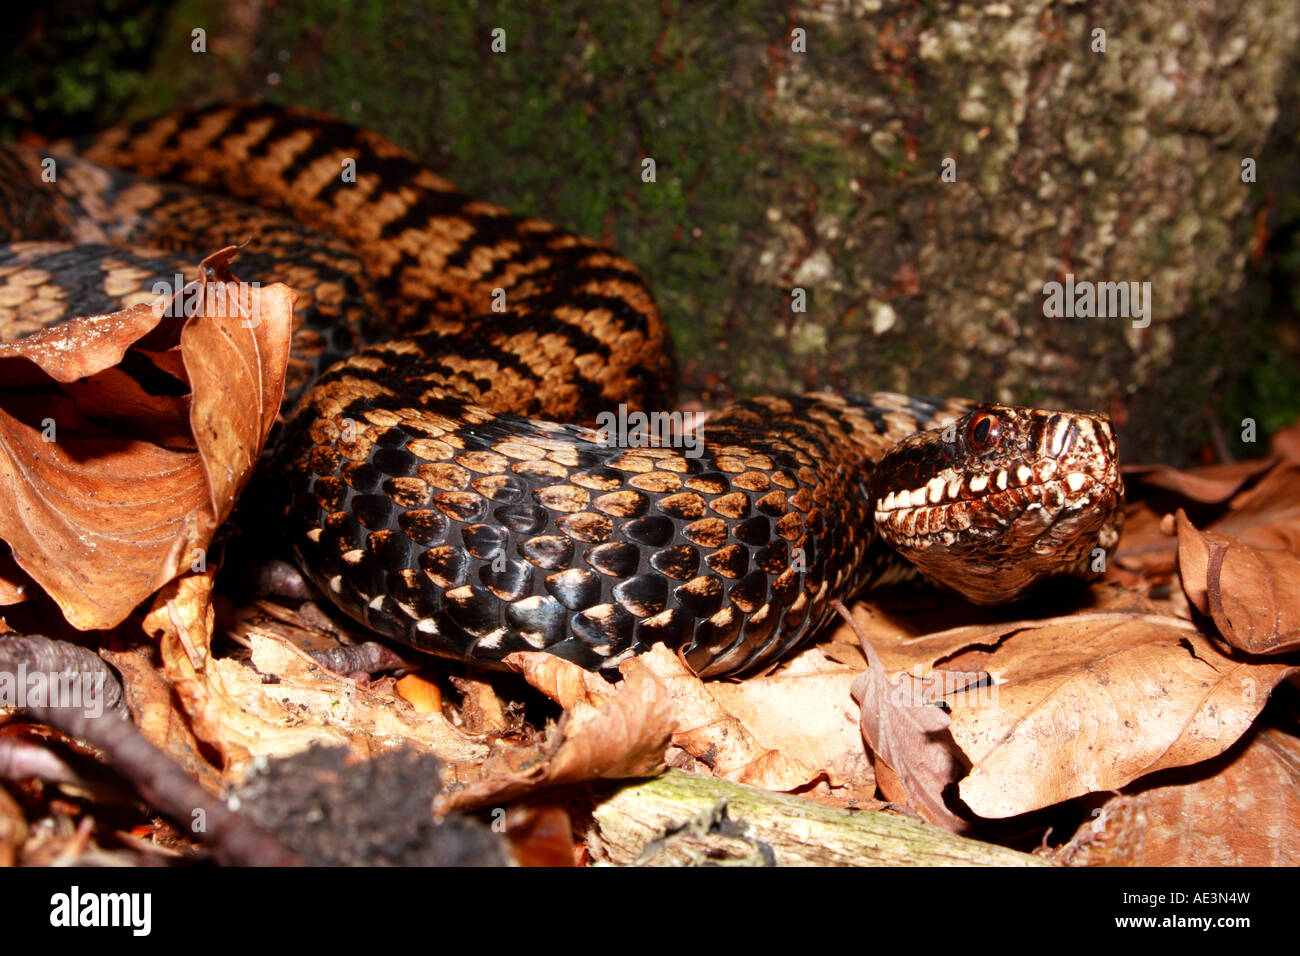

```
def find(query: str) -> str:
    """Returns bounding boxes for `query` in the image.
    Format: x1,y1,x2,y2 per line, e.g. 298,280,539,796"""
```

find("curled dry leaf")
505,648,623,710
839,602,969,830
0,247,293,630
1176,509,1300,654
547,661,674,781
440,655,676,812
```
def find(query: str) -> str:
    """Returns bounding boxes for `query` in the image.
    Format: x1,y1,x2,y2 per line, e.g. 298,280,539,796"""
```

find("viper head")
870,404,1124,604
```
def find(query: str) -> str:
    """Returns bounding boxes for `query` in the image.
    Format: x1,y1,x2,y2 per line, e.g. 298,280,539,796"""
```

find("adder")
0,103,1124,679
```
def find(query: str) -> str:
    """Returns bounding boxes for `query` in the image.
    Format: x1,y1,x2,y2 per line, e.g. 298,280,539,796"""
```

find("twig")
1,635,301,865
304,641,408,677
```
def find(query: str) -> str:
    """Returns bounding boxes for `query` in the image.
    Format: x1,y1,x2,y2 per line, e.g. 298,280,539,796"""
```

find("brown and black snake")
0,103,1124,679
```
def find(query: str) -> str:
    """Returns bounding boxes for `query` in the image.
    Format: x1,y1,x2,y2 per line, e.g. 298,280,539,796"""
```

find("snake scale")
0,104,1124,679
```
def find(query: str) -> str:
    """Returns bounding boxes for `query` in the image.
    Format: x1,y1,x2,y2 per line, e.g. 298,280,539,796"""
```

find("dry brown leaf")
0,247,292,631
505,649,622,709
0,295,167,382
144,567,216,672
629,645,828,791
952,615,1295,818
514,643,873,800
1111,499,1179,578
502,806,579,867
0,550,33,606
828,594,1295,820
1270,421,1300,465
1123,459,1274,504
1176,509,1300,654
203,628,492,781
446,674,509,733
840,602,968,830
1111,454,1298,587
141,563,491,782
547,662,674,781
1214,464,1300,552
1057,725,1300,865
98,642,223,796
704,645,876,799
439,656,675,811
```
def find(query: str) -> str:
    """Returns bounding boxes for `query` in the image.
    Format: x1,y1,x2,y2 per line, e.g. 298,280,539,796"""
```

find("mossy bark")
18,0,1299,463
585,770,1048,866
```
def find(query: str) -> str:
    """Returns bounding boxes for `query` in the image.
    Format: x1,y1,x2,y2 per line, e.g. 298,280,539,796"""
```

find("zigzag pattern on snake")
0,103,1125,679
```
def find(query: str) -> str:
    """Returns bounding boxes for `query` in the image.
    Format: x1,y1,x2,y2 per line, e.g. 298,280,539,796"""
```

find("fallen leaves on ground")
0,247,292,630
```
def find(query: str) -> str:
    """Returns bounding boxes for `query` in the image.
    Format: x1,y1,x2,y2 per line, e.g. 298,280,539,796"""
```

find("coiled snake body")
1,104,1124,679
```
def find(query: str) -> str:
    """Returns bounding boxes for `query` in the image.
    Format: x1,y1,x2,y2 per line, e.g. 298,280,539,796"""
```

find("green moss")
0,0,169,139
200,1,795,389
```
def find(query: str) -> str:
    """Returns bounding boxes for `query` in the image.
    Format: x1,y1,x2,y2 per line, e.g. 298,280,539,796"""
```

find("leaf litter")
2,257,1299,864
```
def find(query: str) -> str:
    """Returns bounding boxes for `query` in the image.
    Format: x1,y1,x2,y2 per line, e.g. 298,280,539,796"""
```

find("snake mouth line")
874,460,1092,514
872,466,1117,553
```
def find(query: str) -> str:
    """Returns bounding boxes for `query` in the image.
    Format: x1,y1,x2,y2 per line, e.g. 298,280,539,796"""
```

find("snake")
0,103,1125,680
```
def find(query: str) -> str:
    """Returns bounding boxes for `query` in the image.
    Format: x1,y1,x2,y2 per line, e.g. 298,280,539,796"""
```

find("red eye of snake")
966,412,1000,452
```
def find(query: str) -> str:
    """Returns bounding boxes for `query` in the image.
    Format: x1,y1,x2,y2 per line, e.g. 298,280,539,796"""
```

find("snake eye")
966,412,1000,453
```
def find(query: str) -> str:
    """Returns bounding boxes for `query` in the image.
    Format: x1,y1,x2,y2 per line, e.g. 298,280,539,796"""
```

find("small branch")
2,635,300,865
587,770,1048,866
305,641,408,677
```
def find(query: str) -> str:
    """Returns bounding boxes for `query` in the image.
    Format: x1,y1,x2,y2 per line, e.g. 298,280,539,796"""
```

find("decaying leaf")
177,624,493,782
0,247,293,631
98,641,224,797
